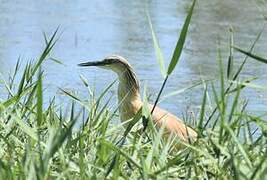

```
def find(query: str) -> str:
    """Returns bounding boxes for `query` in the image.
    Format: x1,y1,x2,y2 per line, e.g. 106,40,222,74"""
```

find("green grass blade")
17,63,29,96
233,46,267,64
49,57,64,65
167,0,196,75
228,85,240,123
146,11,166,77
32,28,59,75
224,125,252,168
103,141,142,170
197,84,207,133
2,85,34,108
60,88,82,103
159,80,212,103
43,119,76,171
227,28,234,79
36,69,43,126
10,57,21,91
13,112,38,141
250,151,267,179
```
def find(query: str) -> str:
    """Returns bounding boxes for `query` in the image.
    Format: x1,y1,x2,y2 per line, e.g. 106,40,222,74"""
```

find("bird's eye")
104,59,111,64
104,58,118,64
112,59,119,63
107,59,116,64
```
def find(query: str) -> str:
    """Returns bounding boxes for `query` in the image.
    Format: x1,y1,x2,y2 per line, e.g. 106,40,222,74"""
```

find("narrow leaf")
227,28,234,79
146,11,166,77
37,69,43,126
167,0,196,75
234,46,267,64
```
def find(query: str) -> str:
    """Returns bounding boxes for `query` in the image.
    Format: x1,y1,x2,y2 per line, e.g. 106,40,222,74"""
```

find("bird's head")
78,55,132,75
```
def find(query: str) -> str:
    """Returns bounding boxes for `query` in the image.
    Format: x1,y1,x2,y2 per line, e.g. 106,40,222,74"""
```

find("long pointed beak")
77,61,106,67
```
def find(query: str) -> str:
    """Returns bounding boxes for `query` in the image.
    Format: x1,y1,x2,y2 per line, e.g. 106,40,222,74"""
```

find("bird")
78,55,197,143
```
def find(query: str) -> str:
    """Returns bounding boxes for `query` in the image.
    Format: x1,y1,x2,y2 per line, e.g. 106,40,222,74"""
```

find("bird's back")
120,99,197,143
147,104,197,142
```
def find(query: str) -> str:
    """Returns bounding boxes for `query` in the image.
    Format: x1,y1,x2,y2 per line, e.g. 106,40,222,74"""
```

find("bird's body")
78,55,197,143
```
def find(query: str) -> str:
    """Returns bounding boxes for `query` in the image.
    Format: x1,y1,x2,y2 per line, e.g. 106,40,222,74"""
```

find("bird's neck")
118,69,141,102
117,69,142,121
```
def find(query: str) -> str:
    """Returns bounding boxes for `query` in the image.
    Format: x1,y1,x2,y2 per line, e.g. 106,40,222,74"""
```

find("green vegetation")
0,0,266,179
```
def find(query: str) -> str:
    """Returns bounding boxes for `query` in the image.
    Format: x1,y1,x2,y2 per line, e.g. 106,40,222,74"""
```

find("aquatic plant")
0,0,266,179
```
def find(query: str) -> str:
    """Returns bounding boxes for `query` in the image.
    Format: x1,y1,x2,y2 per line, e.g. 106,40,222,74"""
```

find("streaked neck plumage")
117,66,142,121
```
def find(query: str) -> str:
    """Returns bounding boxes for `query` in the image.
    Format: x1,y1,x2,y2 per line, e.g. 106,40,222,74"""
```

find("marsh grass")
0,1,267,179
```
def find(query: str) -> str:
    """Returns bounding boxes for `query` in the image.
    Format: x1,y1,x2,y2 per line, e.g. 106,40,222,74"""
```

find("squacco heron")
78,55,197,143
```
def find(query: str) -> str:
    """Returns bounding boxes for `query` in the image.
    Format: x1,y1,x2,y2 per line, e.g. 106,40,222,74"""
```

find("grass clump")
0,1,267,179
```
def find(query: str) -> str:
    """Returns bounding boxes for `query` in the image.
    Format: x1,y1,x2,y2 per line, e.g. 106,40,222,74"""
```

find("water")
0,0,267,117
